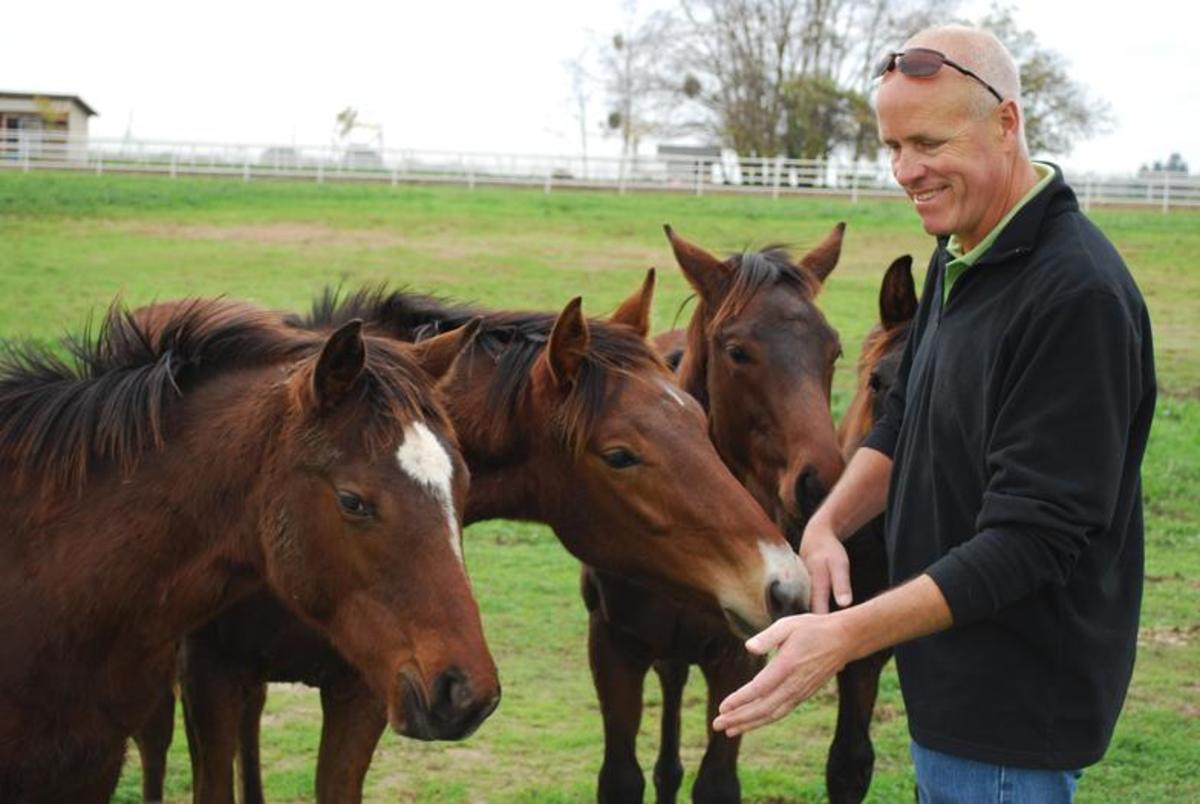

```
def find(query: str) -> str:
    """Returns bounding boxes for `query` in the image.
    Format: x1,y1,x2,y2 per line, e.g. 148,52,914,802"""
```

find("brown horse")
583,224,852,804
135,288,810,803
0,299,498,802
820,253,918,801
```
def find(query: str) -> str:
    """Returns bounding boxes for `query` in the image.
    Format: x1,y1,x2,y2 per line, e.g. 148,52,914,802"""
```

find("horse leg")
825,650,891,804
71,746,129,804
315,674,388,804
236,681,267,804
691,651,758,804
135,685,176,803
590,611,653,804
826,527,892,804
652,660,689,804
179,638,243,804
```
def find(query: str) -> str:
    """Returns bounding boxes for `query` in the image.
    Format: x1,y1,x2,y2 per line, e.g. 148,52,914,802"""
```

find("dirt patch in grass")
1138,624,1200,646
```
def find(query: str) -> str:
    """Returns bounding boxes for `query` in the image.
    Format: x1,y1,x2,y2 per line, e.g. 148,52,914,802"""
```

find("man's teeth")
913,188,940,202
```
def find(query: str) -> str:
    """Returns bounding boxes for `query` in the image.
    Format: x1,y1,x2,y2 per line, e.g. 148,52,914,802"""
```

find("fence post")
772,158,781,200
544,170,553,194
243,155,250,183
170,153,178,179
618,156,627,195
695,160,704,197
1162,173,1171,213
850,167,860,204
317,163,324,184
391,168,398,188
95,154,103,175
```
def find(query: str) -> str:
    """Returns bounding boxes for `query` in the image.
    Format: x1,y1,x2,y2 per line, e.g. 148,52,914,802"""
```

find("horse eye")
868,372,883,393
337,491,373,518
601,448,640,469
725,343,752,364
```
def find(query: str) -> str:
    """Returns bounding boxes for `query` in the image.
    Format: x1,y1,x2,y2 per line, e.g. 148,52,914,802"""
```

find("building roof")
0,92,98,116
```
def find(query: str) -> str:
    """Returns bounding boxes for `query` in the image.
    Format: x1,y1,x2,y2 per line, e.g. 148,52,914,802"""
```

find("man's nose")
893,148,926,186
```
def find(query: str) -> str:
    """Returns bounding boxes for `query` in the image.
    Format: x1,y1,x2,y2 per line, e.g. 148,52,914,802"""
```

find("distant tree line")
578,1,1113,163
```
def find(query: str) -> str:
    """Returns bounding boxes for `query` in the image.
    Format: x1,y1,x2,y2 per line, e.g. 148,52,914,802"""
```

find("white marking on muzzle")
395,421,462,563
759,540,810,611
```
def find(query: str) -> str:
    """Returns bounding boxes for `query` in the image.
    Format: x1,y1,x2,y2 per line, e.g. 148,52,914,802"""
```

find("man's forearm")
811,446,893,541
835,573,954,661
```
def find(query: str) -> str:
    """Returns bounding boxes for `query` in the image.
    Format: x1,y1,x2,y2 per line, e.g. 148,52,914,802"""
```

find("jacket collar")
936,163,1078,268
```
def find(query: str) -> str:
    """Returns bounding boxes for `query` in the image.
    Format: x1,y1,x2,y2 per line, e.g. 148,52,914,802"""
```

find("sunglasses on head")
873,47,1004,104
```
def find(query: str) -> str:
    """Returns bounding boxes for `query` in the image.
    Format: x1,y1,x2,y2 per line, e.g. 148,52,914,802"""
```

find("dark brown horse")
583,224,855,804
0,299,498,802
136,288,810,803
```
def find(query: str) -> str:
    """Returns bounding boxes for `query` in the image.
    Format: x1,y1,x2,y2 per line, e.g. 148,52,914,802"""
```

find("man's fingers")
808,562,831,615
831,554,854,608
716,652,794,715
744,617,795,655
714,675,803,734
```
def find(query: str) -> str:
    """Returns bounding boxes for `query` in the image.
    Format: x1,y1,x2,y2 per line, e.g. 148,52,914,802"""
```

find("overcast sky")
7,0,1197,174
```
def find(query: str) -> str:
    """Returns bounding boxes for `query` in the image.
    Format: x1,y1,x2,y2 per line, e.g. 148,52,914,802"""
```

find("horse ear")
879,255,918,330
546,297,589,390
407,318,482,381
799,221,846,283
609,268,655,338
313,319,366,412
663,224,731,305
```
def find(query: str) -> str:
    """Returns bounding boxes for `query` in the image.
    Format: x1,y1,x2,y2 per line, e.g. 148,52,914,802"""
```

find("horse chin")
721,606,765,640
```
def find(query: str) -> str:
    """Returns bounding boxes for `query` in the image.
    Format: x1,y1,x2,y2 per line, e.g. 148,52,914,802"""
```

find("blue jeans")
911,741,1082,803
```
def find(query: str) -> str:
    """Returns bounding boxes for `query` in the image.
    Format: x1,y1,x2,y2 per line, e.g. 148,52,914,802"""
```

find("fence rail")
3,132,1197,211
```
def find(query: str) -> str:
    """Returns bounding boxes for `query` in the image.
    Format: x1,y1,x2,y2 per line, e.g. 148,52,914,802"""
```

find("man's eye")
601,448,640,469
337,491,373,518
868,372,883,393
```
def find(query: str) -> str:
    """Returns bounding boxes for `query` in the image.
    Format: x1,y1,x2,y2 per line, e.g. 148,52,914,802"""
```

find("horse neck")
35,367,282,638
463,454,541,524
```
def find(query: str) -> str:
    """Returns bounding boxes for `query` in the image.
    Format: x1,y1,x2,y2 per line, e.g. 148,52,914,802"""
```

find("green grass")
2,171,1196,802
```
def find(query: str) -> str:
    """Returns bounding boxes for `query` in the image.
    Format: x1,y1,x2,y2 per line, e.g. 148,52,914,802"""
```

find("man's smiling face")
875,66,1010,252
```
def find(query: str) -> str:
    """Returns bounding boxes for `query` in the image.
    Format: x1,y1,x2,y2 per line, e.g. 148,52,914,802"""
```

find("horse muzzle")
392,668,501,741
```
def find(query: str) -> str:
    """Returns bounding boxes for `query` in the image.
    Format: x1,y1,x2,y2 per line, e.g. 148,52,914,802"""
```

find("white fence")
3,131,1197,211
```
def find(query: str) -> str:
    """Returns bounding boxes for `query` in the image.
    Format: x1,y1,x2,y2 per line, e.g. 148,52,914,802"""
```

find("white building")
0,92,97,162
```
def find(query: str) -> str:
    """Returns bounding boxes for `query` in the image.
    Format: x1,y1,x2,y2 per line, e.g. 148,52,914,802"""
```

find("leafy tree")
976,5,1114,156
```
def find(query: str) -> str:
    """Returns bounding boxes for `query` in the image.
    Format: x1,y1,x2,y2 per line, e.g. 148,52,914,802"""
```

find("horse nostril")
432,668,474,719
795,468,826,521
766,579,803,621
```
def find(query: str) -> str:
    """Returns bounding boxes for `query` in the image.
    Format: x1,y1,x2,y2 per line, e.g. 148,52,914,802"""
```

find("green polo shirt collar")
943,162,1055,303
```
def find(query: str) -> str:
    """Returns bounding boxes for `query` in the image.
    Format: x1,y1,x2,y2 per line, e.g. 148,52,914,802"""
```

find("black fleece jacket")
862,166,1157,769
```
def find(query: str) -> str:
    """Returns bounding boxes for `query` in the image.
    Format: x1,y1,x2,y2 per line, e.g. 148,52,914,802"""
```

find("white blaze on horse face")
395,421,462,564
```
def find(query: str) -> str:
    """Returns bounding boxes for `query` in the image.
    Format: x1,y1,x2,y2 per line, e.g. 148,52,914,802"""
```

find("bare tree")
597,3,679,159
672,0,959,159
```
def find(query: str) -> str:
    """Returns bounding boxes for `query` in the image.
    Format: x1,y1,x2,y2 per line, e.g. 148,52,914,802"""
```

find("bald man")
712,25,1156,802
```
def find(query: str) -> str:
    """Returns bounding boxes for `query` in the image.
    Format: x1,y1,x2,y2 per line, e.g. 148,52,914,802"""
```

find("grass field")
2,171,1197,802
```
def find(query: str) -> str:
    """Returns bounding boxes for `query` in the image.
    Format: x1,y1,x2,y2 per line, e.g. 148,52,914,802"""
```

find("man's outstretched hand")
710,613,854,737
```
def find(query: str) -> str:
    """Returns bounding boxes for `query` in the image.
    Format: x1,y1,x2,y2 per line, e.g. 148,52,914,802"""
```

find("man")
711,25,1156,802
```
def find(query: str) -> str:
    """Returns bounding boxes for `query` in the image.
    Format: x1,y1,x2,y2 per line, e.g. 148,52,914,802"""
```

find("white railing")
3,131,1198,211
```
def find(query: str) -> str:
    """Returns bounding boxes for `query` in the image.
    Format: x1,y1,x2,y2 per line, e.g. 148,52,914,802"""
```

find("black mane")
0,298,438,492
296,286,670,455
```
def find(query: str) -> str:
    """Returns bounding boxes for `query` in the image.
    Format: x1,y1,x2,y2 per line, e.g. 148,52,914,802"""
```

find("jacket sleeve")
862,251,941,458
925,289,1146,625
